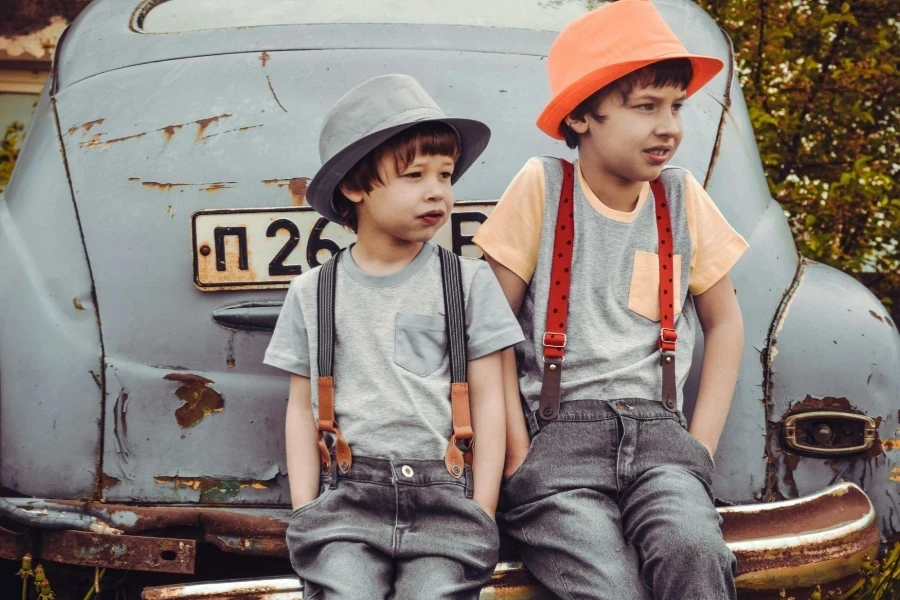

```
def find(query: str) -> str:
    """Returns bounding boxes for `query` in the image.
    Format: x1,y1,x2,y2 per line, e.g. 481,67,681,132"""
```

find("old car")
0,0,897,598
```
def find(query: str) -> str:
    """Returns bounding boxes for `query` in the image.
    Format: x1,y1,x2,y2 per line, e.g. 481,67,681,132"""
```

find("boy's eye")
441,171,453,179
404,171,422,179
673,103,684,112
636,104,655,111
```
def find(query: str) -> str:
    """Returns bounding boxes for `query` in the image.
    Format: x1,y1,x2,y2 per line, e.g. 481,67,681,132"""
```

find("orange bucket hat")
537,0,725,140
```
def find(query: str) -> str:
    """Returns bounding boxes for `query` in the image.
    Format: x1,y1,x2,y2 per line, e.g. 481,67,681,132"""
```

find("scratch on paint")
200,124,263,141
266,75,287,112
78,114,233,149
67,119,105,136
259,51,270,67
132,180,238,193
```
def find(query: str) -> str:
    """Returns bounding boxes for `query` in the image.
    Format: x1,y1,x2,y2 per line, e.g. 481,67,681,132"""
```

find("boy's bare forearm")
690,275,744,456
469,351,506,519
502,348,530,478
285,375,322,509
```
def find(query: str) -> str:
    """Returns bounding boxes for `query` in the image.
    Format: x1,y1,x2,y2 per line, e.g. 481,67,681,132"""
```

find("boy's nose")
656,112,682,138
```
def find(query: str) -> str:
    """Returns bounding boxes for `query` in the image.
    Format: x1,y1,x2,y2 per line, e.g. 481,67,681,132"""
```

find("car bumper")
0,482,878,597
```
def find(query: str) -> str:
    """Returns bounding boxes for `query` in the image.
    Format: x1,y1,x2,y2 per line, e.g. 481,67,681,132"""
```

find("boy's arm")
485,255,531,479
468,350,506,519
690,273,744,458
285,374,322,509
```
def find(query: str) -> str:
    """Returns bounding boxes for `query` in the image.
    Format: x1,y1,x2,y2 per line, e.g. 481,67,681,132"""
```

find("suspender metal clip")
543,332,567,348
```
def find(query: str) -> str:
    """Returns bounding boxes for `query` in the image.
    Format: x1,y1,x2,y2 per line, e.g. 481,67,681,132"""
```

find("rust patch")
266,75,287,112
163,373,224,428
141,182,193,192
259,51,270,67
263,177,308,206
100,131,147,148
67,118,105,136
883,438,900,451
891,467,900,482
162,124,183,142
195,113,233,140
787,395,858,414
869,310,884,323
154,476,270,503
79,133,104,148
201,182,238,193
73,297,85,310
100,474,121,489
40,530,195,574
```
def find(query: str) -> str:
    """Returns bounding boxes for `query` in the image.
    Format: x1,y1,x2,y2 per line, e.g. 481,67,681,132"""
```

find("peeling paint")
195,114,232,140
259,51,270,67
891,467,900,482
162,124,183,142
262,177,308,206
163,373,225,428
201,182,238,193
869,310,884,323
883,439,900,451
154,476,271,503
67,119,105,136
73,297,85,310
100,474,121,489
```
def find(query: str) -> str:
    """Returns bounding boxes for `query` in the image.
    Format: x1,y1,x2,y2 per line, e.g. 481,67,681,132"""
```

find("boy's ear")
564,113,590,135
339,183,365,204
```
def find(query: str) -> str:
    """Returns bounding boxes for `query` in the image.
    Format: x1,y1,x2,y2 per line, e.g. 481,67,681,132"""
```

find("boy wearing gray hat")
264,74,523,599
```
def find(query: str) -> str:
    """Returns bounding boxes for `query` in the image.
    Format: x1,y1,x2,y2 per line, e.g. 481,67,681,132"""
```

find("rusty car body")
0,0,897,598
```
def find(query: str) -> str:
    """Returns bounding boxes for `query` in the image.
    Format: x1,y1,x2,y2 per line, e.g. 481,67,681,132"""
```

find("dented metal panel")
766,262,900,540
40,530,196,574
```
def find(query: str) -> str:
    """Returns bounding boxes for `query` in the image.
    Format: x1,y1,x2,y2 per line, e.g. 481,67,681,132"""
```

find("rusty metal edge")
40,529,196,574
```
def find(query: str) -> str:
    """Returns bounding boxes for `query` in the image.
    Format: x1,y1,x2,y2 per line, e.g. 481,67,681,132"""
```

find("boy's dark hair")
561,58,694,149
334,122,462,232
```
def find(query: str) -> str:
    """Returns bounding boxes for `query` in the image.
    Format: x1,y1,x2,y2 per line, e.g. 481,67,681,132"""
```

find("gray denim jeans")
500,399,736,600
286,455,500,599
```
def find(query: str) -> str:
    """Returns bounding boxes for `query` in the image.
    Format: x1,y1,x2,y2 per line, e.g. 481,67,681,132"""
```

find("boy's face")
344,153,455,244
568,83,686,183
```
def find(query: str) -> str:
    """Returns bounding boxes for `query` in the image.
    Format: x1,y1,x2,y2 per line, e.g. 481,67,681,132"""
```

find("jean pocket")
627,250,682,321
502,438,536,486
394,313,447,377
290,484,332,518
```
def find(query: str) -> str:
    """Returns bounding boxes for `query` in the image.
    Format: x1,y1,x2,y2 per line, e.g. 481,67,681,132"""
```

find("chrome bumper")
138,482,878,599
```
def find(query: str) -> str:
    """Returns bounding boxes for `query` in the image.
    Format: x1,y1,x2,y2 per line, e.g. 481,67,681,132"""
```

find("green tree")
696,0,899,317
0,121,25,194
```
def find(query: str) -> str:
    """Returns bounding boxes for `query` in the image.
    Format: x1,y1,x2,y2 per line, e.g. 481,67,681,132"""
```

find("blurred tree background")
696,0,899,318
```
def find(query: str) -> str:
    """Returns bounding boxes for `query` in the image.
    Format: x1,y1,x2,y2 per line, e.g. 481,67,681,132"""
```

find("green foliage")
0,121,25,194
696,0,899,316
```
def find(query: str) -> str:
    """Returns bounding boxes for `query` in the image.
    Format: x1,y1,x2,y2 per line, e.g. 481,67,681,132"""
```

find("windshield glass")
138,0,607,33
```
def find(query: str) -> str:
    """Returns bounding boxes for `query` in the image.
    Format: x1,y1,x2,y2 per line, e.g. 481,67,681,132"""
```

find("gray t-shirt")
264,243,524,460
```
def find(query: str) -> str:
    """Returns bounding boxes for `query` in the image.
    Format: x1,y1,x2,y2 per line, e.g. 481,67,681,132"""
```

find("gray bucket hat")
305,74,491,223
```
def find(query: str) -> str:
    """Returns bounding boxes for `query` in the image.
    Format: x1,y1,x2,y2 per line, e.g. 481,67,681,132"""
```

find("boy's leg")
392,462,500,600
615,405,737,600
505,488,650,600
501,403,651,600
293,540,393,599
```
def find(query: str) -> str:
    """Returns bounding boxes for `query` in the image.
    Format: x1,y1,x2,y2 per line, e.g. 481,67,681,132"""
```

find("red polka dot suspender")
537,159,679,420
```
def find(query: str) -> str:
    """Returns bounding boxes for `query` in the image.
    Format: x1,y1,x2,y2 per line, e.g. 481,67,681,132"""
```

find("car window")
137,0,605,33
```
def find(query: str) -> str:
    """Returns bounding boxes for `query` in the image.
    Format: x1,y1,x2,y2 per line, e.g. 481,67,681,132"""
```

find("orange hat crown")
537,0,724,140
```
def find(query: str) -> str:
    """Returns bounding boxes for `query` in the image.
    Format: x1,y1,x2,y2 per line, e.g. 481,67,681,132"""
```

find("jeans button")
401,465,414,478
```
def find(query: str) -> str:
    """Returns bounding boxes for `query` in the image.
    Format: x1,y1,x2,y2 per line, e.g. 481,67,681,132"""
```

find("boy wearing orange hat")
473,1,748,598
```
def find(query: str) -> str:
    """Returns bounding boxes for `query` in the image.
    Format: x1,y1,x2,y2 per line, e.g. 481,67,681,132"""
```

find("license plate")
191,203,496,291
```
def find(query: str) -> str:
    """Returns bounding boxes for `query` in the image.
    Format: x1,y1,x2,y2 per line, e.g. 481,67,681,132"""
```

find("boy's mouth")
643,146,672,165
418,210,445,226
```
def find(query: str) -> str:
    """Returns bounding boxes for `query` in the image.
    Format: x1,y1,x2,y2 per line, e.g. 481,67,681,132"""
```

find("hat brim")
306,117,491,223
536,54,725,140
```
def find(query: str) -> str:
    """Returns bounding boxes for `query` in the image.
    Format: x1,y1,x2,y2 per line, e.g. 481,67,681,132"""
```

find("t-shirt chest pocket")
627,250,683,322
394,313,447,377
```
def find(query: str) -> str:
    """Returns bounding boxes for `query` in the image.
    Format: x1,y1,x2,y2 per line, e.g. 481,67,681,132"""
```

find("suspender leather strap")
315,247,472,479
538,159,575,421
438,247,473,478
648,178,678,412
316,250,353,475
539,162,679,419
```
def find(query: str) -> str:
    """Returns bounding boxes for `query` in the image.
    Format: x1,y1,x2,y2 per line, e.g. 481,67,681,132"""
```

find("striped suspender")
316,250,352,475
315,247,473,478
538,160,679,420
438,247,474,478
